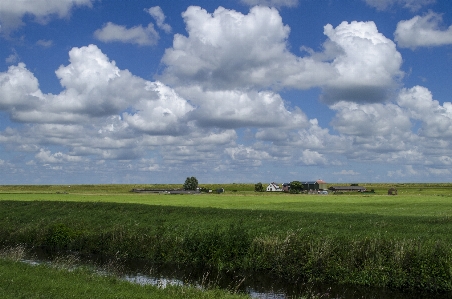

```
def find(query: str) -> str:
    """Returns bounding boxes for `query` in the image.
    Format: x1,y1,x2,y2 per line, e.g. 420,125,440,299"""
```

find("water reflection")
20,252,452,299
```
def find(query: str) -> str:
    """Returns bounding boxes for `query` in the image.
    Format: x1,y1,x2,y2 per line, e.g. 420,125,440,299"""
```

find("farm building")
301,180,327,191
328,186,366,192
266,182,282,192
282,183,290,192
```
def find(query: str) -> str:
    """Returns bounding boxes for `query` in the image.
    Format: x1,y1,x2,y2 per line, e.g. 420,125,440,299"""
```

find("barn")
301,180,327,192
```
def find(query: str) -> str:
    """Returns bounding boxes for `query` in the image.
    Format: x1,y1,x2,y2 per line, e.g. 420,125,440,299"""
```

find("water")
21,252,452,299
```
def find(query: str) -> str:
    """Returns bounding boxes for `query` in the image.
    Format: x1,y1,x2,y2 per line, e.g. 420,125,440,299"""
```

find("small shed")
388,188,398,195
266,182,282,192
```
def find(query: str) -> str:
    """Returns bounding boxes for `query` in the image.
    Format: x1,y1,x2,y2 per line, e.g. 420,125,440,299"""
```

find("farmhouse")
266,182,282,192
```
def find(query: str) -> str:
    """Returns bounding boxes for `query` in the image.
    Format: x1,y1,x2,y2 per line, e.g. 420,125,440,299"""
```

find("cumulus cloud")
161,6,297,89
225,145,271,166
0,45,196,136
240,0,299,8
299,149,327,165
0,0,93,34
397,86,452,138
36,148,83,163
146,6,171,33
395,12,452,49
320,21,403,103
94,22,159,46
161,6,403,104
330,101,412,137
364,0,435,11
179,87,308,129
122,81,194,135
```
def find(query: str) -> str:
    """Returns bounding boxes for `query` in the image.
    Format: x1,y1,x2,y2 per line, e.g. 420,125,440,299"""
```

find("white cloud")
395,12,452,49
0,0,93,34
0,45,241,171
427,168,451,176
320,21,403,103
299,149,327,165
94,22,159,46
36,39,53,48
122,81,194,135
179,87,308,129
330,101,412,137
225,145,271,166
334,170,360,175
240,0,299,8
36,148,83,163
146,6,171,33
387,165,418,177
161,7,403,104
0,63,41,110
364,0,435,11
5,49,19,64
397,86,452,138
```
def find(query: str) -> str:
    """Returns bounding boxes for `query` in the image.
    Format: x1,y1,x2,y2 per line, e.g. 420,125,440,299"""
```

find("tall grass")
0,258,249,299
1,198,452,292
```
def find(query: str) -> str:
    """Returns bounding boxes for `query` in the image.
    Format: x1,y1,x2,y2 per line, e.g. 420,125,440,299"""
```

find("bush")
254,182,264,192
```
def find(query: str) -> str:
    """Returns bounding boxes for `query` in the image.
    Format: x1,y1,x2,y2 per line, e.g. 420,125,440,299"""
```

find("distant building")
282,183,291,192
301,180,327,191
266,182,282,192
328,185,367,192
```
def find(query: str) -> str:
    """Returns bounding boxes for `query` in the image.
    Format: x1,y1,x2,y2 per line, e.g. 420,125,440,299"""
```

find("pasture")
1,183,452,294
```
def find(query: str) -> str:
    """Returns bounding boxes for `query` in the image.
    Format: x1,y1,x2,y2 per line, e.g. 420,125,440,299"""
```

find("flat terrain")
1,183,452,293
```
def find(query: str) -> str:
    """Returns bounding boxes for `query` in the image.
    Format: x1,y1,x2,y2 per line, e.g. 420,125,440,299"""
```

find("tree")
183,176,198,191
254,182,264,192
289,181,303,194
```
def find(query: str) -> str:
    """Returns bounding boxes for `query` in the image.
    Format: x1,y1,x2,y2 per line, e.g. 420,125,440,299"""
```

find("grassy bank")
1,184,452,293
0,258,248,299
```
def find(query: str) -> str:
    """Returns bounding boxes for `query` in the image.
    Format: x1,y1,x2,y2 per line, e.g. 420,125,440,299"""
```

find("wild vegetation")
0,249,248,299
0,183,452,295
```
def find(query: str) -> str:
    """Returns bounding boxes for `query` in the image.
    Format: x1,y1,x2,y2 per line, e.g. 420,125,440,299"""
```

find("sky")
0,0,452,185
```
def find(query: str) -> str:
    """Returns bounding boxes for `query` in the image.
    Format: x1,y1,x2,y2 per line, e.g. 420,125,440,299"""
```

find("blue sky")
0,0,452,184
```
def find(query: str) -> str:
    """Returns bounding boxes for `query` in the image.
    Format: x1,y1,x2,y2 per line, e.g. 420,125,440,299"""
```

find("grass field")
0,258,248,299
1,183,452,294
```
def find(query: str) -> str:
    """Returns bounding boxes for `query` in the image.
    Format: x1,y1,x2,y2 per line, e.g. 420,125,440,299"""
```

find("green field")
0,258,247,299
1,183,452,295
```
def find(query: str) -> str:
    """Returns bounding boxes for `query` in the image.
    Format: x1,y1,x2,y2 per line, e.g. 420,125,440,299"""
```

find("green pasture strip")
1,192,452,217
1,200,452,291
0,258,248,299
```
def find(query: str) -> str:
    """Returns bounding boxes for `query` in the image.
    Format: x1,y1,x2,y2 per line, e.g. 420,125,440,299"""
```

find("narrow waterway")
21,253,452,299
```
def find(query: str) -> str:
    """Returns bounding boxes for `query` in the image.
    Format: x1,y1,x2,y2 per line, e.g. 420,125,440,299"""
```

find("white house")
266,182,282,192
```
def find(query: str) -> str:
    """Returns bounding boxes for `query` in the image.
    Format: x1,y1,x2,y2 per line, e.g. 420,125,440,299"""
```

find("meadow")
1,183,452,296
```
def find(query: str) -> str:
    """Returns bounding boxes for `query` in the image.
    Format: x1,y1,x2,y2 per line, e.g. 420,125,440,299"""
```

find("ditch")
21,250,452,299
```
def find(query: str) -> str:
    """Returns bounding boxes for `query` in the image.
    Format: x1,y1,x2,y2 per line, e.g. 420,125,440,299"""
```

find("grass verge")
0,253,248,299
